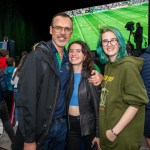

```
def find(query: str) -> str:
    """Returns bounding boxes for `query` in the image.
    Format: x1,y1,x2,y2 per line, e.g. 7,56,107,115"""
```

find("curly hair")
68,40,94,76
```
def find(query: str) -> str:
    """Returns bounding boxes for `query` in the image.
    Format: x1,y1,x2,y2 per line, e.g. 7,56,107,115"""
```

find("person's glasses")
102,38,118,46
52,26,72,33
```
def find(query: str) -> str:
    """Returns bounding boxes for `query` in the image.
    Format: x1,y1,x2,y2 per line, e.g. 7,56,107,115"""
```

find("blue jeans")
14,88,19,122
44,117,67,150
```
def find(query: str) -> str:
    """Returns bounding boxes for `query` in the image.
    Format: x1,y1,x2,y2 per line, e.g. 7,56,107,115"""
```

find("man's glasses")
102,38,118,46
52,26,72,33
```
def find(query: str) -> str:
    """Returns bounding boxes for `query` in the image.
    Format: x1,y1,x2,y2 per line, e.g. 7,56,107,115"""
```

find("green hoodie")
99,56,148,150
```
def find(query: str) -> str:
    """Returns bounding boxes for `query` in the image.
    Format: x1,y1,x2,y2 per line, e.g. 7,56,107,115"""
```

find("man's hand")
24,142,36,150
88,70,103,86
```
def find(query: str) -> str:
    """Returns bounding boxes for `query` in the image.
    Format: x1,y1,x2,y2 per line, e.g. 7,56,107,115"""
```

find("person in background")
126,41,132,56
126,40,134,55
0,49,9,72
66,40,100,150
4,57,15,119
140,45,150,149
133,22,143,53
0,68,15,148
13,12,103,150
96,26,148,150
11,52,28,126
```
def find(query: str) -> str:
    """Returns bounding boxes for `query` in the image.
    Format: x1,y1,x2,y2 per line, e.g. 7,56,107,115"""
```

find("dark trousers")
0,101,15,143
12,126,24,150
144,108,150,138
5,91,13,117
135,41,142,53
66,115,94,150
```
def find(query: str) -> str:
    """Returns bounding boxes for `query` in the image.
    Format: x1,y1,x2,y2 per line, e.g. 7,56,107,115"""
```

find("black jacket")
0,70,8,102
134,26,143,42
66,69,100,137
17,41,71,149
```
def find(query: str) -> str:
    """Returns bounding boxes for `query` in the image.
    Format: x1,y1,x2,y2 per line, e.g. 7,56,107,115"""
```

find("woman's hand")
106,129,117,142
92,137,101,150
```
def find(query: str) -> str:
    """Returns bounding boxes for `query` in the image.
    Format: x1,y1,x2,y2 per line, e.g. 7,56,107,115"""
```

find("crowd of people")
0,49,28,148
0,11,149,150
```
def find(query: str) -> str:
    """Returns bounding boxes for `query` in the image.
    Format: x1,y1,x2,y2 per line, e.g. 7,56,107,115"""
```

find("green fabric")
99,56,148,150
56,53,62,70
94,63,101,73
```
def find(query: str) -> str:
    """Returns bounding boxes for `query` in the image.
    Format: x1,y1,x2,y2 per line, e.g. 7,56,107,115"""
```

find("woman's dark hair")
68,40,94,76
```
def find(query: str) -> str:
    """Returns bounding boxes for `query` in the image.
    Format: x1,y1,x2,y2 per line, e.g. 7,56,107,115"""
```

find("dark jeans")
44,117,67,150
66,115,95,150
13,117,67,150
144,108,150,138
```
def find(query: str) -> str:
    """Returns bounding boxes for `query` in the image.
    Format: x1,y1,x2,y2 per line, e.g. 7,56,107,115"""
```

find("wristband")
111,129,118,136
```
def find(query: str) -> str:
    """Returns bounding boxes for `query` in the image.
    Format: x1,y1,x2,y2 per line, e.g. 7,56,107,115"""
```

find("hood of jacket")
109,56,144,72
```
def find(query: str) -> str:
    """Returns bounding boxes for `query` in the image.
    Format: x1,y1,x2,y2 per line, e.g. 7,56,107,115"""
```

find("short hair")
136,22,141,26
51,12,73,26
6,57,15,66
96,26,128,64
0,49,9,57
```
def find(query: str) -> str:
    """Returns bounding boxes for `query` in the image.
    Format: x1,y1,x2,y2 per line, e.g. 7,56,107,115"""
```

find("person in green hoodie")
96,26,148,150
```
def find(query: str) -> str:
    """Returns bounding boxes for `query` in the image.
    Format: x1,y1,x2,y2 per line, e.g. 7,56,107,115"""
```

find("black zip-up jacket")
17,41,71,149
0,70,8,102
66,68,100,137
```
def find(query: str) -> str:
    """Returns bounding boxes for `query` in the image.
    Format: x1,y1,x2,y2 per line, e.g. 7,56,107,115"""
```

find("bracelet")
111,129,118,136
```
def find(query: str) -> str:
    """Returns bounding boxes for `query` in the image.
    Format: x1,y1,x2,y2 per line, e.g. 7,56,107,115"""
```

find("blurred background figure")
2,36,15,58
132,22,143,54
126,40,134,55
11,51,28,126
140,45,150,149
4,57,15,124
2,36,8,50
0,68,15,148
0,49,9,72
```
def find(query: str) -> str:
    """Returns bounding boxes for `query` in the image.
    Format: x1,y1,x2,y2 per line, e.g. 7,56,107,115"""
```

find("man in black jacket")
13,12,103,150
133,22,143,53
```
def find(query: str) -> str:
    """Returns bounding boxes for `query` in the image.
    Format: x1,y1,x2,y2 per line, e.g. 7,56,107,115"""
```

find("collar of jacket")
36,41,59,77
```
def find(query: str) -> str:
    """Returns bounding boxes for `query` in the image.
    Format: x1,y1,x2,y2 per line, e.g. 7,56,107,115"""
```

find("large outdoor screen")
66,0,149,51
